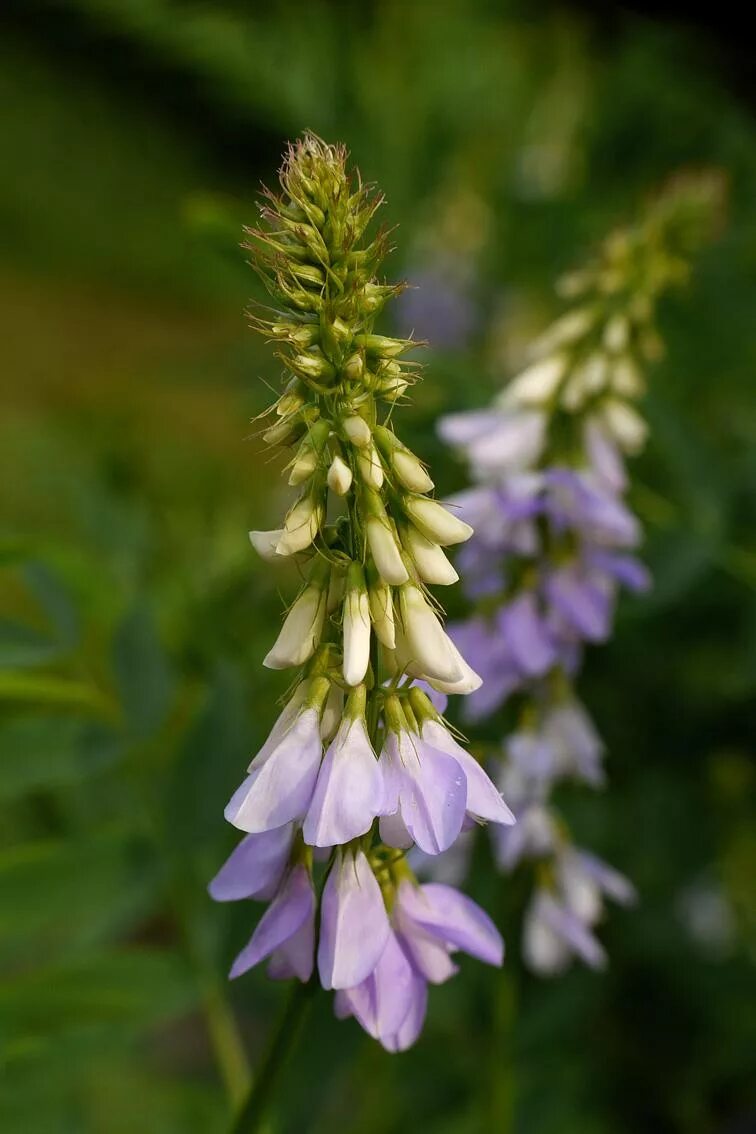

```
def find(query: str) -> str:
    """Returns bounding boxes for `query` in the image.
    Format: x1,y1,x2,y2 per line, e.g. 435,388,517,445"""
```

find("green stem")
489,951,518,1132
230,978,317,1134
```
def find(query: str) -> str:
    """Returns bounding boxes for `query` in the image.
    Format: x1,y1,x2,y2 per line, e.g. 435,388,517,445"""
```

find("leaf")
0,618,60,668
0,830,159,960
0,670,116,717
0,949,198,1037
0,714,124,801
23,561,80,649
113,605,175,738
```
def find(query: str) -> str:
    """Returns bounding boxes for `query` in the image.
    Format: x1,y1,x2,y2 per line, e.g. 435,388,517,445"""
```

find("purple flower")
229,864,315,982
334,930,428,1052
440,407,547,476
224,705,323,834
523,889,606,975
498,591,557,677
302,715,384,847
318,849,391,991
419,718,515,828
208,824,294,902
394,880,504,978
378,728,468,855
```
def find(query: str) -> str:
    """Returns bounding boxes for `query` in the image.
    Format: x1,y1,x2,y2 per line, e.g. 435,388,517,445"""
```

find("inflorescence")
209,134,515,1050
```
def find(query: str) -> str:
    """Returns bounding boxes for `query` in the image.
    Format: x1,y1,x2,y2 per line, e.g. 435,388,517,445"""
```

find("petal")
398,881,504,967
317,850,391,991
394,924,458,985
395,734,467,855
303,719,383,847
383,973,428,1052
229,865,314,979
225,709,322,833
340,931,416,1042
266,913,315,982
208,825,294,902
247,683,308,772
421,720,515,826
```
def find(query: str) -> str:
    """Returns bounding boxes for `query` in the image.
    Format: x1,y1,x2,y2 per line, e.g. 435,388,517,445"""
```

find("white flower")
327,455,353,496
264,577,327,670
357,442,385,490
404,497,473,547
249,529,286,561
341,415,372,448
402,526,458,586
343,563,371,687
599,398,648,454
398,584,463,685
500,354,566,407
368,577,396,649
276,493,323,556
365,511,409,585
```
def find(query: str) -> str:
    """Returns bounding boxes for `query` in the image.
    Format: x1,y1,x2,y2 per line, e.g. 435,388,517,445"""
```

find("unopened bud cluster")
439,172,724,974
210,135,514,1050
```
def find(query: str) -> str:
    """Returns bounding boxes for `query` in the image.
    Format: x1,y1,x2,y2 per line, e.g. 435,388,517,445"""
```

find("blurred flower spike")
439,169,725,974
209,133,514,1050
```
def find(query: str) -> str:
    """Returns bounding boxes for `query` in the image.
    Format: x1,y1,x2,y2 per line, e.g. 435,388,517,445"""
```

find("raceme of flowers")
209,134,514,1051
439,173,724,974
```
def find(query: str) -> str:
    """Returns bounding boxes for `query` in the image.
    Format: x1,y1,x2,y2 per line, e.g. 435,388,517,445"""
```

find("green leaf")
113,605,175,738
0,948,198,1037
0,714,123,801
0,670,116,717
24,562,80,649
0,830,159,960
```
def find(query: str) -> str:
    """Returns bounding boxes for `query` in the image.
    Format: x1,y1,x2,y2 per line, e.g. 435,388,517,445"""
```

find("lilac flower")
334,930,427,1052
224,694,326,834
522,889,607,975
335,879,504,1052
302,688,384,848
208,824,294,902
229,864,315,981
378,725,468,855
394,880,504,977
439,406,547,477
317,849,391,990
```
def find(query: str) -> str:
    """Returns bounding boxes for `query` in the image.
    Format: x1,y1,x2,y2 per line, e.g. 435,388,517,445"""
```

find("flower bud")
367,566,395,649
398,583,464,685
402,526,459,586
263,561,329,669
373,426,433,493
343,563,371,687
277,488,324,556
404,496,473,547
357,442,384,490
362,488,409,585
599,398,648,453
502,354,566,408
288,420,331,486
342,353,364,382
342,415,372,448
327,454,353,496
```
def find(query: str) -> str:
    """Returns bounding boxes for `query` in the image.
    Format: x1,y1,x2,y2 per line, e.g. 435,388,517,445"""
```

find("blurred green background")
1,2,755,1132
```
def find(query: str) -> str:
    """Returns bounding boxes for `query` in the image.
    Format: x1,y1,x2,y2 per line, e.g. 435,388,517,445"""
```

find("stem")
230,978,317,1134
489,962,518,1133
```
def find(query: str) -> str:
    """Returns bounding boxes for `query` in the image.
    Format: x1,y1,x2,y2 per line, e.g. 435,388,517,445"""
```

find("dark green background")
1,3,754,1132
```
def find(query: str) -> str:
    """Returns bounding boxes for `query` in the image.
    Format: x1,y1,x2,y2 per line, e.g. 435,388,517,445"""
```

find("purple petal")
546,566,613,642
499,592,556,677
317,850,391,991
390,733,467,856
573,849,637,906
229,865,314,979
225,708,323,833
303,718,382,847
537,892,607,970
208,825,294,903
396,881,504,967
339,931,416,1043
266,912,315,982
421,720,515,826
382,972,428,1052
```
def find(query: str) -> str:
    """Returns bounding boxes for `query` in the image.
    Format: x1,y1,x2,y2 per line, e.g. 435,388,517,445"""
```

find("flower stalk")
210,132,516,1118
439,171,725,973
